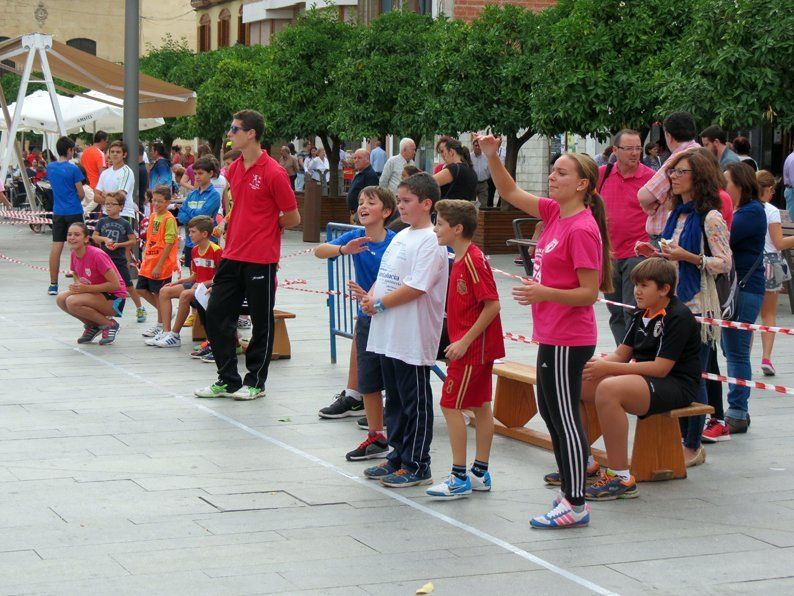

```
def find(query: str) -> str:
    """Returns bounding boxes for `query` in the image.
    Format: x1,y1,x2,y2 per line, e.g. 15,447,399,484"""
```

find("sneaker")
380,468,433,488
135,307,147,323
761,358,776,376
701,418,731,443
77,324,102,344
530,498,590,529
154,331,181,348
232,385,265,401
184,313,195,328
585,471,638,501
426,474,472,499
725,415,750,434
346,432,388,461
237,317,252,329
142,323,163,338
190,343,212,359
235,345,243,355
145,331,166,346
357,416,387,431
319,391,365,419
194,383,234,398
47,283,58,295
469,470,492,492
544,460,601,486
98,320,120,345
363,461,398,480
201,352,215,363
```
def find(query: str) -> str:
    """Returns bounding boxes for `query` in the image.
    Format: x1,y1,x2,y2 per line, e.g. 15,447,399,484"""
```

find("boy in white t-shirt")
95,141,136,222
358,172,449,487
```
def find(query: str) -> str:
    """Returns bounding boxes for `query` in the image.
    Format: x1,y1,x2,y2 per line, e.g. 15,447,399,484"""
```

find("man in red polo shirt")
598,129,655,345
195,110,300,401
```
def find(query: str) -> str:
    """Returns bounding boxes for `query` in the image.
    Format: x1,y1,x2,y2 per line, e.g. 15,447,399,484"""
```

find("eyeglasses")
668,168,693,178
617,145,642,152
228,124,244,134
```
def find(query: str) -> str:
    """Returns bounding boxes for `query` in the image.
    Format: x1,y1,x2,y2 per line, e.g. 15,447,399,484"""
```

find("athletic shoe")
232,385,265,401
154,331,181,348
469,470,492,492
426,474,472,499
98,320,120,345
145,331,166,346
761,358,776,376
142,323,163,337
530,498,590,529
184,313,195,328
363,461,398,480
201,352,215,363
318,391,365,419
194,383,234,398
190,343,212,359
701,418,731,443
585,471,638,501
135,307,147,323
237,317,252,329
380,468,433,488
345,432,388,461
726,415,750,434
357,416,387,431
544,460,601,486
235,345,243,355
47,283,58,295
77,324,102,344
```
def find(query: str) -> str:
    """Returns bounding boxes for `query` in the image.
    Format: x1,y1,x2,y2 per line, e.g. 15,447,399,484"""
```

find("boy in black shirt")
581,258,701,500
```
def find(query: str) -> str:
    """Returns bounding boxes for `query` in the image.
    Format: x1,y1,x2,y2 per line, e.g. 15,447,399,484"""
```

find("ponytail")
585,191,614,293
460,146,473,169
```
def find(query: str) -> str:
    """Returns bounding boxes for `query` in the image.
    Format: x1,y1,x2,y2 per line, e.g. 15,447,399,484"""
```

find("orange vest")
139,212,179,279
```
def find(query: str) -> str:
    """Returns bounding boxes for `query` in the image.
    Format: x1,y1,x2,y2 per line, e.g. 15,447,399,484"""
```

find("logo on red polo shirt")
457,278,468,295
250,174,262,190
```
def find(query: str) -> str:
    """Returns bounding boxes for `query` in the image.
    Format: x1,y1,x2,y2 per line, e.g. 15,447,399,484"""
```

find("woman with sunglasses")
656,147,732,466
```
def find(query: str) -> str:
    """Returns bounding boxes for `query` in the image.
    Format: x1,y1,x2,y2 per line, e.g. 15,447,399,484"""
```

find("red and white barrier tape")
0,217,52,225
0,209,52,217
280,247,317,260
0,250,69,274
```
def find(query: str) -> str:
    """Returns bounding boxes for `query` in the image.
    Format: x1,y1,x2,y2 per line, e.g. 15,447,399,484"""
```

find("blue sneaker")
469,470,491,492
427,474,472,499
380,468,432,488
47,283,58,295
363,461,398,480
530,498,590,529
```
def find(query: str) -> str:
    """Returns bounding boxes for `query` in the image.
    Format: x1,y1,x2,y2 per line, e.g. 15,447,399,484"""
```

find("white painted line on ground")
0,315,617,595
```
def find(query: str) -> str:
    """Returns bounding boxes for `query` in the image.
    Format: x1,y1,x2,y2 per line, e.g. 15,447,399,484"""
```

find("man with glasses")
195,110,300,401
599,129,655,344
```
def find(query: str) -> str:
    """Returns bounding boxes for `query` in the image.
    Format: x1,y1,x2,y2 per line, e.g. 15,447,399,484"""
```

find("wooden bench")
238,310,296,360
492,361,714,482
492,361,601,451
592,402,714,482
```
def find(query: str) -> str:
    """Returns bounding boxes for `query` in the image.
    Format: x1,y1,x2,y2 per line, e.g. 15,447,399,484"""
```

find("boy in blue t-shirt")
314,186,396,461
177,156,221,269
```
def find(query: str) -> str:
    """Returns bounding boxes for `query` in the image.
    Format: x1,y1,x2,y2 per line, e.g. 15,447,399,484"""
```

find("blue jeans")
604,256,644,346
720,291,763,421
681,339,711,450
785,187,794,223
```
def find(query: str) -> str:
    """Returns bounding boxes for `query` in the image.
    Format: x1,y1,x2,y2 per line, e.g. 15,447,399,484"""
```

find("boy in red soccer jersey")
428,199,504,498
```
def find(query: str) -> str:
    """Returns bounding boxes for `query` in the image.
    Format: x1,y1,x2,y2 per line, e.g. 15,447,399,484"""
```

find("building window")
237,6,250,45
218,8,231,48
381,0,393,14
418,0,432,14
198,14,211,52
66,38,97,56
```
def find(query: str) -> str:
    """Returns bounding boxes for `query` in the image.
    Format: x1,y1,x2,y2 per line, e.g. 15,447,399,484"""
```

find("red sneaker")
702,418,730,443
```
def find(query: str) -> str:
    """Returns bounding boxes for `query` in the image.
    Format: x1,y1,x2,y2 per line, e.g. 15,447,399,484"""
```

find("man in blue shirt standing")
369,138,387,176
148,142,172,191
46,137,85,295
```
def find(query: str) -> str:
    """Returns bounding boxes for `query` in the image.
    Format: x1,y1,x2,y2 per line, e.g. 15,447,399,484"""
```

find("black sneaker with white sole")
346,432,389,461
318,391,365,419
357,416,387,432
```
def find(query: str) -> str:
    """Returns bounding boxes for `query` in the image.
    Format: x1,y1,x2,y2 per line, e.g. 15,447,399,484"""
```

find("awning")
0,34,196,118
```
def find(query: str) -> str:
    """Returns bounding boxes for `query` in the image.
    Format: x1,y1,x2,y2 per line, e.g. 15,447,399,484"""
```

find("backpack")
701,215,761,320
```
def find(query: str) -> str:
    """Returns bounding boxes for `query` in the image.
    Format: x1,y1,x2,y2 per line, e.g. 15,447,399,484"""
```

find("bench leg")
271,318,291,360
631,416,687,482
492,377,537,428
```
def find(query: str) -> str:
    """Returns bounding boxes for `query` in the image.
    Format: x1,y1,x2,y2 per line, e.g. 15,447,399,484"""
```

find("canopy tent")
0,89,165,134
0,33,196,199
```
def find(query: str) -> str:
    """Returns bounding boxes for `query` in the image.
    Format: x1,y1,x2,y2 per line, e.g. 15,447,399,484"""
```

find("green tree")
659,0,794,130
264,9,354,195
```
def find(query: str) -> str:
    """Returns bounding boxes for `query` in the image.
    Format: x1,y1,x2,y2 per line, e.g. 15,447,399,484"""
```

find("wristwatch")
373,299,386,314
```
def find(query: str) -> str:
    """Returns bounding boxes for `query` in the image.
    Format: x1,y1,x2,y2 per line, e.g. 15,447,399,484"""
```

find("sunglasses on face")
229,124,244,134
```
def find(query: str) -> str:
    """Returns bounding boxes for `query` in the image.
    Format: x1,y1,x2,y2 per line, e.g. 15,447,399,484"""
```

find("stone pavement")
1,222,794,595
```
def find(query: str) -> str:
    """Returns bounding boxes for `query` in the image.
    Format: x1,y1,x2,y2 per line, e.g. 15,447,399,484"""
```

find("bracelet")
374,299,386,314
339,244,345,256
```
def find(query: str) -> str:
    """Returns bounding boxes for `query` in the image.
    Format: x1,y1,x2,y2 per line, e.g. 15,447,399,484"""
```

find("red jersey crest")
456,278,468,295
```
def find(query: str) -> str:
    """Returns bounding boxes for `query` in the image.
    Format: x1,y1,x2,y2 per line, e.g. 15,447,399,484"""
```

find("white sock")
609,468,631,481
345,388,362,401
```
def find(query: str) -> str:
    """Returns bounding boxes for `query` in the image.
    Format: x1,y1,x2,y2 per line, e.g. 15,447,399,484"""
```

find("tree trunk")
500,129,535,211
320,133,342,197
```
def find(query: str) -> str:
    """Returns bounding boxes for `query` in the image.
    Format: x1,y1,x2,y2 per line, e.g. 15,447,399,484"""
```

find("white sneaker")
237,317,252,329
142,323,163,337
155,331,181,348
145,331,166,346
232,385,265,401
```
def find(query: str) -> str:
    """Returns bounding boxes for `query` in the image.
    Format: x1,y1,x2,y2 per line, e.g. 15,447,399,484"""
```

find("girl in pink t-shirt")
477,136,613,529
56,222,126,345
